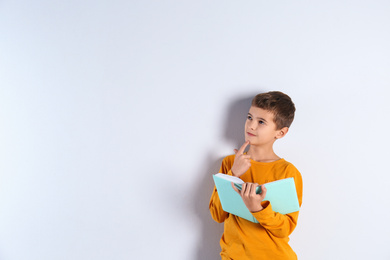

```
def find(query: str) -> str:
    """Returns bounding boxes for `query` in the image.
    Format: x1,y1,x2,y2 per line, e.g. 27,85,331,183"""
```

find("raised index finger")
237,141,250,155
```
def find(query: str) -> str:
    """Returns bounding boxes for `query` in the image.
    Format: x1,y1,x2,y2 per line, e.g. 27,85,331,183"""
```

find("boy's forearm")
209,187,228,223
249,205,263,213
252,201,299,238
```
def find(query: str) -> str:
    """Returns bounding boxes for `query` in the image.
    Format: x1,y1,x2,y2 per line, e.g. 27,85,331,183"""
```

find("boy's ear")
275,127,289,139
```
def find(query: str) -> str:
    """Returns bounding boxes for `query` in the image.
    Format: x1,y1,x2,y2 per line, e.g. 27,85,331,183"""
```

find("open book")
213,173,300,223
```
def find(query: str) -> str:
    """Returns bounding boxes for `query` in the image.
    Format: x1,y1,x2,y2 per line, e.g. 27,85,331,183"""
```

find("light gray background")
1,1,390,259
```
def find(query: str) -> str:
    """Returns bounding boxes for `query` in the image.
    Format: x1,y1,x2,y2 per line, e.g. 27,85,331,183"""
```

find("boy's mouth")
247,132,256,137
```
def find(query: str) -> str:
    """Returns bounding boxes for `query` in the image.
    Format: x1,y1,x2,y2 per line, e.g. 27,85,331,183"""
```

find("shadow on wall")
224,95,255,148
193,94,256,260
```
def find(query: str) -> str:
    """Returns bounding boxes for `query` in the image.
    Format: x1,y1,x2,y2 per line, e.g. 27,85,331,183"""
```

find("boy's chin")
245,136,255,144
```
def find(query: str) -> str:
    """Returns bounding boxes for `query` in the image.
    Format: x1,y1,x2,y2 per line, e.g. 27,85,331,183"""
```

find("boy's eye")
259,120,264,124
247,115,252,120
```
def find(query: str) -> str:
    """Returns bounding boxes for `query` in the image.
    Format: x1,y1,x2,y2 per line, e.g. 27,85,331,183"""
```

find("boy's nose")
250,121,257,130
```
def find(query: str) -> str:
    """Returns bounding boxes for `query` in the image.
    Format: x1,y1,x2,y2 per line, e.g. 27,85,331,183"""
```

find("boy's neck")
247,145,281,162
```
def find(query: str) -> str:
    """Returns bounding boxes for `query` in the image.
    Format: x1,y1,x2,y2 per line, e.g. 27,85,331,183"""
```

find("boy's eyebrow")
248,113,268,122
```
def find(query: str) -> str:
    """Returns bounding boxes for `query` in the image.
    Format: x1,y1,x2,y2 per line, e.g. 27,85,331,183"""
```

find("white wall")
1,1,390,259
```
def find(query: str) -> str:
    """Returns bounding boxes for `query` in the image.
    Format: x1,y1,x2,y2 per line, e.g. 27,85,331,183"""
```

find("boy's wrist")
231,169,241,177
250,205,263,213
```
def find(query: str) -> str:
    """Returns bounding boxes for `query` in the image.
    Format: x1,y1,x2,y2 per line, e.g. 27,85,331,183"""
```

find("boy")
209,91,303,260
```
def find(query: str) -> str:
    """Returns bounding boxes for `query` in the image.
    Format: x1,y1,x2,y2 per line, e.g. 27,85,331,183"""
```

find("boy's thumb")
234,149,238,154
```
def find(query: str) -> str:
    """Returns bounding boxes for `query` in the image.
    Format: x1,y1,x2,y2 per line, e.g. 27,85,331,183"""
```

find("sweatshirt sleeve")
251,164,303,238
209,156,234,223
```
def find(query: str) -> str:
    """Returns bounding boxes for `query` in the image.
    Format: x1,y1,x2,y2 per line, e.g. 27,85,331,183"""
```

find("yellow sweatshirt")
209,155,303,260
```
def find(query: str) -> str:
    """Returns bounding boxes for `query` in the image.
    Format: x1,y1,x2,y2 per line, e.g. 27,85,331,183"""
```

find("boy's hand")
232,182,267,213
231,141,251,177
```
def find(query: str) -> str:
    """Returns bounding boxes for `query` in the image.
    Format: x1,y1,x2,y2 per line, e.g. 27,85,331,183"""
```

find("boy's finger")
261,185,267,197
242,183,249,196
233,149,238,154
237,141,250,155
231,182,240,194
246,183,253,194
250,183,257,195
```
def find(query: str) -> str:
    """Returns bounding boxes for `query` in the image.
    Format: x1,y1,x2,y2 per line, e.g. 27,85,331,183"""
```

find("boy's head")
251,91,295,130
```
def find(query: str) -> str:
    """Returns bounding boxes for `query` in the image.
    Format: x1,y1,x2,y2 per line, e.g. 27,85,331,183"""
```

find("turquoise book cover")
213,174,300,223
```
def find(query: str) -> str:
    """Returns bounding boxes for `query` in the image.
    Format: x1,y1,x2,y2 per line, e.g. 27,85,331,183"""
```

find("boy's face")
245,106,286,146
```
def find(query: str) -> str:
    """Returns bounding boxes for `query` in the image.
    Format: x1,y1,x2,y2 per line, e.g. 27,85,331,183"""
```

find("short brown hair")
251,91,296,129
